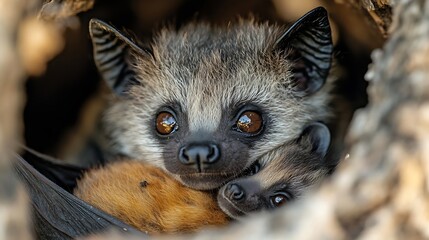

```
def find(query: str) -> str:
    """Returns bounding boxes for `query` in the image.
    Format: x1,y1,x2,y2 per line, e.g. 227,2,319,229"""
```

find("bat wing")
13,153,145,239
20,148,86,193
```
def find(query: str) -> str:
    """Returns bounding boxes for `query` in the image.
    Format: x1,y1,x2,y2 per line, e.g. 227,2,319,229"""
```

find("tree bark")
341,0,392,38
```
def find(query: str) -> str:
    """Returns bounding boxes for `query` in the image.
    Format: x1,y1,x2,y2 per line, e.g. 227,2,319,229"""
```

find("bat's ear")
275,7,333,97
89,19,151,96
298,122,331,159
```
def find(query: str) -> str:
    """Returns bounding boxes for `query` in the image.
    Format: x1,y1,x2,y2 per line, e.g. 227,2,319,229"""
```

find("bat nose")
224,183,245,201
178,143,220,171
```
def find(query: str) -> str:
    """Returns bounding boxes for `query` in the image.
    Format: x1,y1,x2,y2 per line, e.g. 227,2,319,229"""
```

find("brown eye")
270,193,288,208
236,111,262,133
156,112,178,135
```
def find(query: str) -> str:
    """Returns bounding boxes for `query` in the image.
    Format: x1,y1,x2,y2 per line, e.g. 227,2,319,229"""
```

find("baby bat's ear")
298,122,331,158
275,7,333,97
89,19,152,96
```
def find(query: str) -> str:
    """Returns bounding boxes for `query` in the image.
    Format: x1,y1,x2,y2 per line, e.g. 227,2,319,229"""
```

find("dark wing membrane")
21,148,86,193
13,154,145,240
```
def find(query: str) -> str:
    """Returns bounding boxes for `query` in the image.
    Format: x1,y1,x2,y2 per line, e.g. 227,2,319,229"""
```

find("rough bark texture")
40,0,94,20
337,0,392,38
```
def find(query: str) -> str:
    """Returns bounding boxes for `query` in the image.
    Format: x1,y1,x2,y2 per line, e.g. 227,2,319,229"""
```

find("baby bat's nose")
178,143,220,171
224,183,245,201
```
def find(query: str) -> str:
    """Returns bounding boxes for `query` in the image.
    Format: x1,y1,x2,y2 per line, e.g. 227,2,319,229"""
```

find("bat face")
90,7,334,190
157,104,264,190
217,123,331,219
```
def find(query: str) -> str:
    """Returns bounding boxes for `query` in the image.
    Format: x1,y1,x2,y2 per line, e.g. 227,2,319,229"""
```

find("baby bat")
218,122,331,219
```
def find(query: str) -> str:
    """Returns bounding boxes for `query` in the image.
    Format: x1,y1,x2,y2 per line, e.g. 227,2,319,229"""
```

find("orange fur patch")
74,160,230,234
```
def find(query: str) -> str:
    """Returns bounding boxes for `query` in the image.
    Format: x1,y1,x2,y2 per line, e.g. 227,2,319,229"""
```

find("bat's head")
89,7,334,190
217,122,331,219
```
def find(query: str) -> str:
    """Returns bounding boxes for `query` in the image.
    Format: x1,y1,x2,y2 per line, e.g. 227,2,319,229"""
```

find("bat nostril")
178,147,193,165
178,143,221,170
207,144,220,163
225,183,245,201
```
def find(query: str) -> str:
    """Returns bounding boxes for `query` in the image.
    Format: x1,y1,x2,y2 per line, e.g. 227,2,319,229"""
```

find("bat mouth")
176,160,261,190
217,191,246,219
177,172,236,190
174,160,261,190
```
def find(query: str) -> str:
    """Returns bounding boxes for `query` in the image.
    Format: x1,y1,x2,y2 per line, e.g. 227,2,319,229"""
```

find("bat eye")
241,161,261,177
156,112,178,135
236,111,262,134
269,192,290,208
249,162,260,176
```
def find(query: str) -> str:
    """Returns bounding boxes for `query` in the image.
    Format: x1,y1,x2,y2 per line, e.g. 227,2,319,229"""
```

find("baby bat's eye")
249,162,260,175
156,112,178,135
269,192,290,208
236,111,262,134
240,161,261,177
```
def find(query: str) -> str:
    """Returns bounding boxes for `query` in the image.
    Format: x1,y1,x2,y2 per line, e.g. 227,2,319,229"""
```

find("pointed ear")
89,19,151,96
298,122,331,158
275,7,333,97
